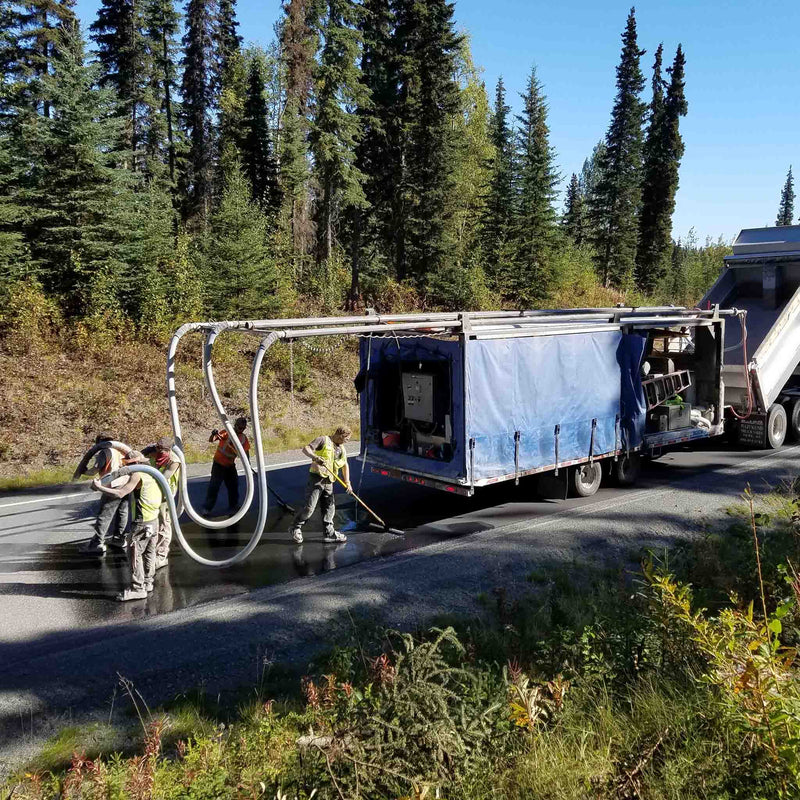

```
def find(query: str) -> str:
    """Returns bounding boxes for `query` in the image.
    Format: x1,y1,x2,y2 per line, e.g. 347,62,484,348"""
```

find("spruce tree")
180,0,216,222
393,0,462,284
215,0,245,178
90,0,150,168
18,22,133,315
589,7,646,288
279,0,319,264
512,65,560,306
350,0,395,302
481,75,515,292
562,173,586,245
310,0,366,266
776,166,795,226
205,163,279,319
635,43,687,293
10,0,76,117
242,54,280,214
143,0,181,183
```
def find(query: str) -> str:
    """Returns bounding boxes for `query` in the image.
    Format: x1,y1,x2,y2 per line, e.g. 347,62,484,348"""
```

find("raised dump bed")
702,225,800,446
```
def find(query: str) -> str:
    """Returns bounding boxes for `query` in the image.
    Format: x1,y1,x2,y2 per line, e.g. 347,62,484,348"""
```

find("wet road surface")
1,440,798,656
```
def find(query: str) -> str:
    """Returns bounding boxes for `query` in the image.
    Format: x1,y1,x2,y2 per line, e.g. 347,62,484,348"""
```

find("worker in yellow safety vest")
92,450,164,602
142,436,181,570
290,426,353,544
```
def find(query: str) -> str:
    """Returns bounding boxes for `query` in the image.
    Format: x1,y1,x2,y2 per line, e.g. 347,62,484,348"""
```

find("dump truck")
702,224,800,448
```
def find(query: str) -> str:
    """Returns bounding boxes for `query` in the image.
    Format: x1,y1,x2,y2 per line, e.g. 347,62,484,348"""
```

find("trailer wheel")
572,463,602,497
785,398,800,442
612,453,641,486
767,403,787,449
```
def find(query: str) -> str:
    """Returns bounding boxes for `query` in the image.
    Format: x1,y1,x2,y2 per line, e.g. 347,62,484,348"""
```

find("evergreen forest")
0,0,729,339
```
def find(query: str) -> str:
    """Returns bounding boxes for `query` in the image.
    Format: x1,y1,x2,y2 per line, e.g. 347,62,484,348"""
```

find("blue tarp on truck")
359,331,647,486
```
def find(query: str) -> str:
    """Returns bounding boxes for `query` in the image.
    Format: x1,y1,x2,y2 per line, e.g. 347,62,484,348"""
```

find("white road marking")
0,491,87,510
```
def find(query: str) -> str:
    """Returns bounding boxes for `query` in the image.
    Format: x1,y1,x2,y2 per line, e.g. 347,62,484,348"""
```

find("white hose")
156,330,281,567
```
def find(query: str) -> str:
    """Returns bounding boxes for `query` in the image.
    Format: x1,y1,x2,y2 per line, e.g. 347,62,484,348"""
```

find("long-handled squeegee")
319,464,404,536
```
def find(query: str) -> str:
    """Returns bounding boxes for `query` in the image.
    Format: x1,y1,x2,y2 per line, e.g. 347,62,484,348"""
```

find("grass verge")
5,481,800,799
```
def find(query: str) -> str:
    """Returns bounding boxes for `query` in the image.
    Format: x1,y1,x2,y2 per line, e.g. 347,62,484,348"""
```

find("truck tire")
767,403,787,449
784,398,800,442
572,463,602,497
612,453,641,486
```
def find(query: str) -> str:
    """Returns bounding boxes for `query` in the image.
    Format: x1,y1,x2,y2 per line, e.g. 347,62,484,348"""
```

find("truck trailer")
357,306,729,497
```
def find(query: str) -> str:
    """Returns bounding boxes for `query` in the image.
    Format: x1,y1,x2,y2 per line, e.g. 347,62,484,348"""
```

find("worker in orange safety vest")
200,417,250,516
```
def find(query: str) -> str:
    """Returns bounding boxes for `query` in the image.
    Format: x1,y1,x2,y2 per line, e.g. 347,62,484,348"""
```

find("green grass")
0,466,75,492
6,483,799,799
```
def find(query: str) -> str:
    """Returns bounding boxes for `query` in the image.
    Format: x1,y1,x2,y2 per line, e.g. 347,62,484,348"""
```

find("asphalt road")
0,440,798,768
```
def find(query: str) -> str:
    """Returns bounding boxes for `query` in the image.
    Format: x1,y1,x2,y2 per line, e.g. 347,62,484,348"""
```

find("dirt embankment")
0,331,360,483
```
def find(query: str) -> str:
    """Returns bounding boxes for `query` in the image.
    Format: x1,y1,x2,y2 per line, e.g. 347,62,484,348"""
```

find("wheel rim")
578,464,599,487
771,412,786,442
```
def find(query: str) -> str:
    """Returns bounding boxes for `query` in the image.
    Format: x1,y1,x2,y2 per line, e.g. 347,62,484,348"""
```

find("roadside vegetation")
5,480,800,799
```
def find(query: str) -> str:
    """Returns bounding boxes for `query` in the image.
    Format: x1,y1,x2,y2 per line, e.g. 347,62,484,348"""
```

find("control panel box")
402,372,434,423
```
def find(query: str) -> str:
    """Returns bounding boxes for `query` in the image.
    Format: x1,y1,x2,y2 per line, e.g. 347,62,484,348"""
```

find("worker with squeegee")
290,425,405,542
291,426,353,544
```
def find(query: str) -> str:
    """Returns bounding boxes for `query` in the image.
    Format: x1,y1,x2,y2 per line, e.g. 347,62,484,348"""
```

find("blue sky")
74,0,798,242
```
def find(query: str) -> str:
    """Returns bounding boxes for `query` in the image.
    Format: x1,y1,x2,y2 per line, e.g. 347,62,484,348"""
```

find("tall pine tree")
512,65,560,306
215,0,245,179
90,0,150,169
350,0,395,302
589,7,646,288
17,22,134,315
242,54,280,215
562,173,586,245
310,0,366,266
481,75,515,292
635,43,687,293
279,0,319,263
143,0,181,184
393,0,462,285
776,166,795,226
180,0,216,222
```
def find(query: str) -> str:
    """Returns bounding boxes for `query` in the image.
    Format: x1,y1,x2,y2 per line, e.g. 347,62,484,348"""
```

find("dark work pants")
92,493,129,547
128,519,158,592
291,474,336,536
203,461,239,513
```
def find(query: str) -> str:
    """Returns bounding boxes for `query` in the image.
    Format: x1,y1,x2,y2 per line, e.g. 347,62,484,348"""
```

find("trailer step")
642,370,693,410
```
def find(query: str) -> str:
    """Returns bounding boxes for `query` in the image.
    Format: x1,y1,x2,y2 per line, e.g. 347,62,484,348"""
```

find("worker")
142,436,180,569
201,417,250,516
290,426,353,544
92,450,163,601
76,432,128,555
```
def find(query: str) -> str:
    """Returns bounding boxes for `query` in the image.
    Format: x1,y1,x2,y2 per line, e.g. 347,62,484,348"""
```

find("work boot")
291,528,303,544
323,530,347,543
116,588,147,602
81,540,106,555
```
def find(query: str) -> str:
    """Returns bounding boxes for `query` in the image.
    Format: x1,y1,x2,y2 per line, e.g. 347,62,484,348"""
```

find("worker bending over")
76,432,128,554
290,426,353,544
93,450,163,602
202,417,250,516
142,436,180,570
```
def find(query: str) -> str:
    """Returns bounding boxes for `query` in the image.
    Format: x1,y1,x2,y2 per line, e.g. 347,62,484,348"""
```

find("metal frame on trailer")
103,305,736,568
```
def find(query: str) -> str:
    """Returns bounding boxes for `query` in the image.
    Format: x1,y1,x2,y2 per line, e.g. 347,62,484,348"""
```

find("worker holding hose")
201,417,250,517
290,426,353,544
76,432,128,555
142,436,180,570
92,450,164,602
